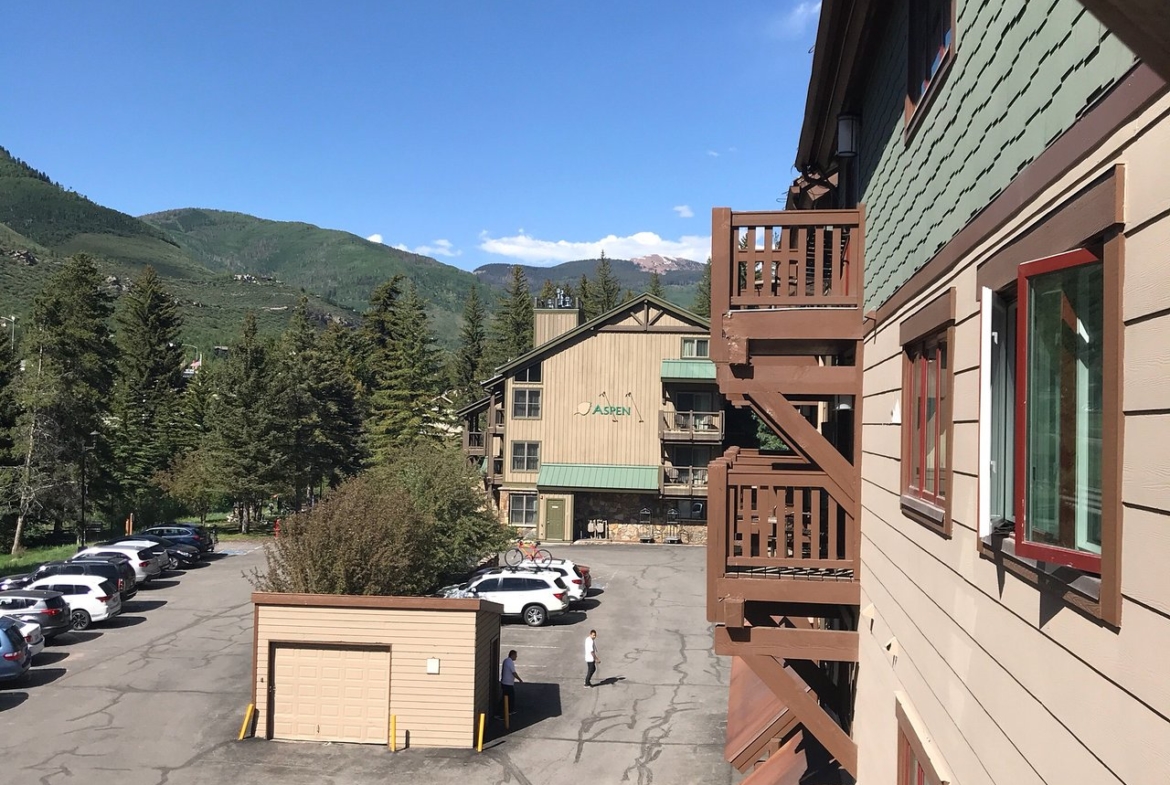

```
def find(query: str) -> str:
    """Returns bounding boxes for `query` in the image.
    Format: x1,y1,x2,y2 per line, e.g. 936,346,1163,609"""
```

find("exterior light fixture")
836,114,860,158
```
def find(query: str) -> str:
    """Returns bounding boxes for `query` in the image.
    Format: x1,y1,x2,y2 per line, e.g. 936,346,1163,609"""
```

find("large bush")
251,442,510,596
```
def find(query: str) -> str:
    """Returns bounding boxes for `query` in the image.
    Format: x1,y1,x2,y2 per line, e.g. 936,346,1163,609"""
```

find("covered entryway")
270,644,391,744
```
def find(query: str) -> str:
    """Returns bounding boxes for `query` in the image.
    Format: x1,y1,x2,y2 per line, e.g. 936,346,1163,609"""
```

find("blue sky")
1,1,821,271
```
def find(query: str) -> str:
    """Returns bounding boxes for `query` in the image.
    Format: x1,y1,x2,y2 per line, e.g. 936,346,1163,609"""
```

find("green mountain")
473,255,706,309
0,146,391,350
140,208,480,344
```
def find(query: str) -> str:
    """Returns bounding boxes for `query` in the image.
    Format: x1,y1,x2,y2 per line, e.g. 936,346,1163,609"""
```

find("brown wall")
854,96,1170,783
253,595,501,749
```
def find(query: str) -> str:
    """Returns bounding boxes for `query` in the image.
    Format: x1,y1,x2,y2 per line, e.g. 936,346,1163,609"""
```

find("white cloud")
706,149,720,157
381,237,462,257
769,1,821,40
478,230,711,266
673,205,694,219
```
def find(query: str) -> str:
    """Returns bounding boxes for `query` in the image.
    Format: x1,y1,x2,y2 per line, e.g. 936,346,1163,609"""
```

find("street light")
79,431,99,547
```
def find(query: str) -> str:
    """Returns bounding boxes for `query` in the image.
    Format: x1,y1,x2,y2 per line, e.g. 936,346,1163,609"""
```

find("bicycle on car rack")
504,537,553,566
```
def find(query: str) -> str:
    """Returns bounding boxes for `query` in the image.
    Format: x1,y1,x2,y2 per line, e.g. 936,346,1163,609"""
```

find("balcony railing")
662,465,709,496
713,209,863,312
465,431,486,455
659,410,724,441
709,448,857,587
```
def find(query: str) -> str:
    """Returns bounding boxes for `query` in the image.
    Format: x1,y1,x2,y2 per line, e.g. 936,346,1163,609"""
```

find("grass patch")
0,545,78,577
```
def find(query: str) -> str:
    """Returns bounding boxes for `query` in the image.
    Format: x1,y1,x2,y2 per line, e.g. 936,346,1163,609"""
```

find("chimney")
533,288,583,347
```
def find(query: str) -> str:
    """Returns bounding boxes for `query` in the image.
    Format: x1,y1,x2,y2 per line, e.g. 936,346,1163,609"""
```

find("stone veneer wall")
572,492,707,544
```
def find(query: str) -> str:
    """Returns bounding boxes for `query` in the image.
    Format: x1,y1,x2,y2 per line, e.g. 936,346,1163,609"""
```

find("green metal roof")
537,463,660,492
660,359,716,381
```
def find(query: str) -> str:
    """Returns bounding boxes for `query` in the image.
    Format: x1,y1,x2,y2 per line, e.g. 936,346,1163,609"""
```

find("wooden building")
707,1,1170,783
252,593,502,749
459,293,725,543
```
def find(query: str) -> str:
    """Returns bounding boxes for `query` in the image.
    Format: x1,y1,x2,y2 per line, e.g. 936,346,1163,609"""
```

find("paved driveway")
0,542,737,785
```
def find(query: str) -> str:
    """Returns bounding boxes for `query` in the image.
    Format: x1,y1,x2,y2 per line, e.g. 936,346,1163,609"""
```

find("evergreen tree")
486,265,533,367
312,322,365,489
648,271,664,298
692,257,712,318
209,312,277,533
588,251,622,316
537,279,556,305
110,266,185,524
8,254,115,551
0,328,20,537
577,274,593,319
622,288,637,303
366,282,442,459
451,285,488,406
357,274,404,397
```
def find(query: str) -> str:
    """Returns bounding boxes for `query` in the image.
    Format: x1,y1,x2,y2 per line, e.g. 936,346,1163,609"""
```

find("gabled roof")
486,293,710,384
455,395,491,417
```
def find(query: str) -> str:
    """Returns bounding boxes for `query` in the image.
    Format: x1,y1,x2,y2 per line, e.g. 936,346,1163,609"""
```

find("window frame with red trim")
902,330,950,511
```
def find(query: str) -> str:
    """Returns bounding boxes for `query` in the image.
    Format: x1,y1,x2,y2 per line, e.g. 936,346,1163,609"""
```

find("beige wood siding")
854,97,1170,784
504,328,713,480
534,309,580,346
255,605,480,748
271,645,390,744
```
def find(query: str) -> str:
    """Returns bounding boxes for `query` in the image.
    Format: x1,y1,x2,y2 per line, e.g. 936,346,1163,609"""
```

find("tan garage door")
271,645,391,744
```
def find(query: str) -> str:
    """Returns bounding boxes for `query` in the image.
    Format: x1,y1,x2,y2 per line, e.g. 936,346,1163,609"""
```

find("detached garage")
252,593,502,749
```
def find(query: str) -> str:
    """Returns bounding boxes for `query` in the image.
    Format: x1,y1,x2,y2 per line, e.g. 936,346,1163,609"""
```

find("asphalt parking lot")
0,542,738,785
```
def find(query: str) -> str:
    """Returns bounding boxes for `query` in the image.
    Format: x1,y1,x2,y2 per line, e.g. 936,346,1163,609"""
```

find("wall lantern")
836,114,860,158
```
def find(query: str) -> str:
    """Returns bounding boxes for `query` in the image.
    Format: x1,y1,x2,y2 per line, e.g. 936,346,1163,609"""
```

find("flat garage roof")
537,463,660,492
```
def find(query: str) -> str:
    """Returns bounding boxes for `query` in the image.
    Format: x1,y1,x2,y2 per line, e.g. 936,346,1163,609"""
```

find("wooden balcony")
464,431,486,456
661,465,709,497
707,448,859,617
659,410,724,442
711,207,865,362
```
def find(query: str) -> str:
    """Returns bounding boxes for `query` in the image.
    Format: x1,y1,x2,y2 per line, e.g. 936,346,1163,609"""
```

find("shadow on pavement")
595,676,626,687
491,681,561,738
50,631,103,646
17,667,66,688
0,691,29,710
103,615,147,629
122,599,167,613
33,651,68,666
142,580,180,590
572,598,601,611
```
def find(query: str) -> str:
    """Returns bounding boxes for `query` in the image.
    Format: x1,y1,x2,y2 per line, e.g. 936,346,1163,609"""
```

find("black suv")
39,559,137,601
0,589,71,638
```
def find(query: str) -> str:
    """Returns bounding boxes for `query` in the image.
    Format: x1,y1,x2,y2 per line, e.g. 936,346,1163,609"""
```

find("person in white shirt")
584,629,600,687
497,649,522,718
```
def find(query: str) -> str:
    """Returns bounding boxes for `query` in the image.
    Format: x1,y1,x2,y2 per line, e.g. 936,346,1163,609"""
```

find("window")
475,577,500,593
906,0,955,126
675,390,714,412
988,296,1017,528
515,363,542,383
903,331,949,509
509,493,538,526
512,388,542,419
681,338,710,358
1015,249,1104,572
896,697,950,785
899,727,936,785
511,441,540,472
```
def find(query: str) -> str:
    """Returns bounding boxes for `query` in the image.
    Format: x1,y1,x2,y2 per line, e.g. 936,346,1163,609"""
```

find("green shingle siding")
857,0,1137,310
537,464,660,492
660,359,717,381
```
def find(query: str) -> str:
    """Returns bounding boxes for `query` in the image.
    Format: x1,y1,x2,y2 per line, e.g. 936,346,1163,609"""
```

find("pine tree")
692,257,712,318
269,299,321,511
366,282,443,459
451,285,488,406
537,279,556,305
358,275,404,397
648,271,665,298
486,265,533,368
8,254,115,551
577,274,593,319
110,266,185,524
312,322,365,490
0,328,20,536
589,251,622,316
209,312,277,534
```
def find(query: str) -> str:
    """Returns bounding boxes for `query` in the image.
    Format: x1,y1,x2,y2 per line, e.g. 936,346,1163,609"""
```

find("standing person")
497,649,522,718
584,629,600,687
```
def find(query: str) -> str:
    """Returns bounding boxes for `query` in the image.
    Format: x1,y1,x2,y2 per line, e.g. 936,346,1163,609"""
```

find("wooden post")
707,455,729,623
504,695,510,730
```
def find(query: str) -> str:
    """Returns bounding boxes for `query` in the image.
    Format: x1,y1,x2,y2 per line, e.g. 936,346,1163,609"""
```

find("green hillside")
141,208,480,344
474,258,703,309
0,146,358,349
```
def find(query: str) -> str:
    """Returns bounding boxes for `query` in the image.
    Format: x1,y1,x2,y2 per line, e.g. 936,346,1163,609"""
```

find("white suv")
463,572,570,626
479,562,586,604
24,575,121,631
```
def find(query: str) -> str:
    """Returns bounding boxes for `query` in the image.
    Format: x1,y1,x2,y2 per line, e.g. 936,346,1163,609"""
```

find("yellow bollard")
390,715,397,751
504,695,510,730
477,713,485,752
238,703,255,741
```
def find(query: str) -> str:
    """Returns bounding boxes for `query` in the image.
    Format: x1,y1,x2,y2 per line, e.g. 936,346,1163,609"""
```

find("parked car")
40,559,137,602
16,620,44,659
144,525,216,553
96,540,170,573
445,572,570,627
24,575,122,631
0,617,31,683
103,536,199,569
0,590,71,639
477,563,586,604
0,573,36,592
74,546,162,584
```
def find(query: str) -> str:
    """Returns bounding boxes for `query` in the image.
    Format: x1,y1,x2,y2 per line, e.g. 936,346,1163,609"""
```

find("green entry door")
545,499,566,541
